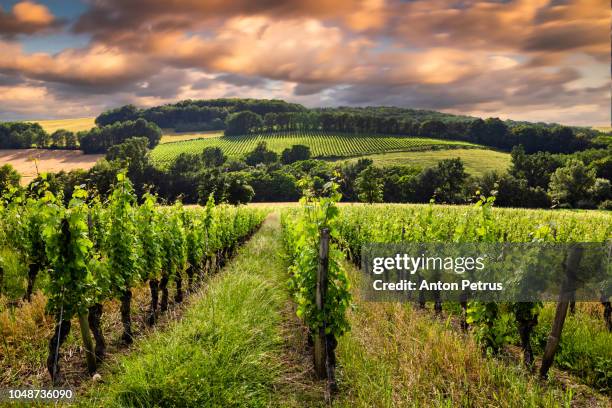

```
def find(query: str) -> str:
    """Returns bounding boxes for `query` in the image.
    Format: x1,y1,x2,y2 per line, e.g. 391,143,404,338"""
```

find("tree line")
94,98,306,130
224,110,595,154
1,136,609,211
0,122,79,150
3,98,606,155
94,98,603,154
0,119,162,154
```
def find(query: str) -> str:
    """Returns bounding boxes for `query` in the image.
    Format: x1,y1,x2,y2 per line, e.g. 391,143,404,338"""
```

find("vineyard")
281,193,612,400
0,178,611,405
149,131,479,166
0,174,266,386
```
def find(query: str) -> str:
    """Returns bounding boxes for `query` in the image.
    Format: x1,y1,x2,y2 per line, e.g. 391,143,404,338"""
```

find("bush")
244,141,277,166
0,164,20,197
598,199,612,211
281,145,311,164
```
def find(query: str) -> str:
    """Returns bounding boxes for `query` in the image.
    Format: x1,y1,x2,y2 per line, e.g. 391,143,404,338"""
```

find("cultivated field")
342,149,511,176
159,130,224,144
29,118,96,133
0,149,102,185
150,131,480,167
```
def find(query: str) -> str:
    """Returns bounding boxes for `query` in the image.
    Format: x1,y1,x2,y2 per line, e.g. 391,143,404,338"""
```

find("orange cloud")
13,1,54,25
0,1,61,37
0,42,157,87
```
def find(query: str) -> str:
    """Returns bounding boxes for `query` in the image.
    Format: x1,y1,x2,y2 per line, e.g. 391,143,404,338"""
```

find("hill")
341,149,511,176
149,131,480,167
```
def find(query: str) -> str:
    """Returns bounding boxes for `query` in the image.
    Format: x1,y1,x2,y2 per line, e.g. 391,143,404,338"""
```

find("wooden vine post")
540,244,583,378
314,227,330,379
77,312,97,374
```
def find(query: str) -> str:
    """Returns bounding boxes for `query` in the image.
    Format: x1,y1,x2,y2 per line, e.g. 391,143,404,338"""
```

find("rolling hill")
340,149,511,176
149,131,481,167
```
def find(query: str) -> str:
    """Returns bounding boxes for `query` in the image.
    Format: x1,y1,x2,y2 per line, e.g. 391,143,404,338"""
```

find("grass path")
80,213,325,407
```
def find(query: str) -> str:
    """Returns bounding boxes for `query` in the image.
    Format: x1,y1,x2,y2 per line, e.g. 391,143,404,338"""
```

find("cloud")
72,0,364,40
0,1,63,38
293,82,331,96
215,73,267,88
0,0,608,126
0,41,158,90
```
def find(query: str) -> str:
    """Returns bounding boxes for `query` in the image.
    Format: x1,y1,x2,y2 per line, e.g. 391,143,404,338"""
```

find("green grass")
160,130,224,144
150,131,480,167
333,261,609,407
81,214,323,407
341,149,511,176
532,304,612,392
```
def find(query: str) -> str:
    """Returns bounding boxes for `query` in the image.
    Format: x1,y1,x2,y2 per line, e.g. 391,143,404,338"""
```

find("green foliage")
355,165,384,204
466,302,513,355
281,144,311,164
137,193,163,281
510,145,564,189
332,199,611,384
79,118,162,154
225,111,263,136
201,146,227,167
282,180,352,337
105,172,140,293
0,122,48,149
106,137,150,178
80,217,291,407
434,158,467,203
244,141,278,166
0,171,268,326
0,164,20,197
159,203,187,281
549,159,597,208
43,187,94,319
532,306,612,392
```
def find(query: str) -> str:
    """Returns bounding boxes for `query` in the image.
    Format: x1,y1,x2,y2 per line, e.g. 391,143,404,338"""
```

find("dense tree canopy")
95,98,305,130
0,122,49,149
356,165,384,204
244,141,278,165
549,160,597,208
79,119,162,154
281,145,311,164
225,111,263,136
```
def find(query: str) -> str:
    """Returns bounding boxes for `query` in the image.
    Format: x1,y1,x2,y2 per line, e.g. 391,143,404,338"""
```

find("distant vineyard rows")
150,131,479,166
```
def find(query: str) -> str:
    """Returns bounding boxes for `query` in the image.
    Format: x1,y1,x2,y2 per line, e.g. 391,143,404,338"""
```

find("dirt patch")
0,149,103,185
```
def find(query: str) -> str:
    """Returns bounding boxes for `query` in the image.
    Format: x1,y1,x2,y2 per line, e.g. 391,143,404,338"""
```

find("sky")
0,0,609,126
